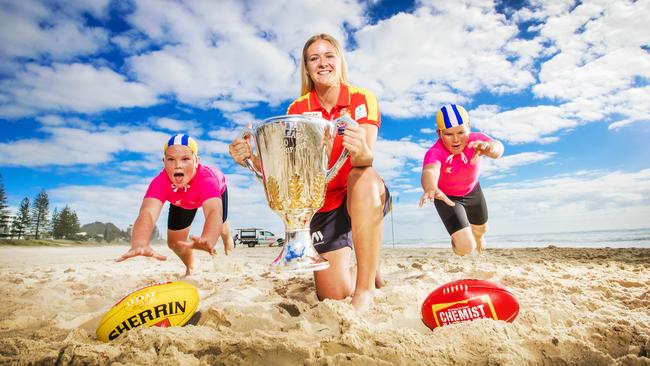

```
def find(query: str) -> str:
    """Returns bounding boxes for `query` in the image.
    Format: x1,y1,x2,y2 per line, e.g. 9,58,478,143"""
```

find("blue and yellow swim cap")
436,104,469,130
164,134,198,155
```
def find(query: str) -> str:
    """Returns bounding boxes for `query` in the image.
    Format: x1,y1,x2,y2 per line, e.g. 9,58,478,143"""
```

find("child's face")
438,125,470,155
163,145,198,188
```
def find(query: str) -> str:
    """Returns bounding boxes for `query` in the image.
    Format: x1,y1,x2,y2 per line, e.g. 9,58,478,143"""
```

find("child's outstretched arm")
116,198,167,262
178,197,222,255
419,162,455,207
468,139,504,164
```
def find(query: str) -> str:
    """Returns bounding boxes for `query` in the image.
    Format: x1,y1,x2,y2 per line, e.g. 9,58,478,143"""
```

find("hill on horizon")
80,221,125,241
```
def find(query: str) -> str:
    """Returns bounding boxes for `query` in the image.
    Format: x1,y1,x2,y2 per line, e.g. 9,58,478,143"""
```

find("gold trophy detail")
241,115,356,271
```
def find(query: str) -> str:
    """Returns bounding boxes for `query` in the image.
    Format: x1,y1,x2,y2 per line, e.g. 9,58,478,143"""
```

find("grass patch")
0,239,129,247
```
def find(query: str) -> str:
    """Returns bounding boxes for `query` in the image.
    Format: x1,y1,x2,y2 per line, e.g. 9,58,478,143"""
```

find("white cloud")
36,115,94,129
0,0,110,69
222,111,260,128
123,0,368,112
51,182,147,231
0,119,237,171
471,104,579,144
0,63,158,117
110,31,150,54
513,0,576,22
534,48,650,101
486,168,650,233
127,36,296,108
386,168,650,240
374,138,429,181
0,126,168,167
208,127,244,142
155,117,203,137
349,1,536,118
482,151,555,177
528,1,650,131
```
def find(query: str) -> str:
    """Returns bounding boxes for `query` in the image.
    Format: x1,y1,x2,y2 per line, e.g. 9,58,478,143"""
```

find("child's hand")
419,188,455,207
468,140,493,164
179,235,216,255
116,245,167,262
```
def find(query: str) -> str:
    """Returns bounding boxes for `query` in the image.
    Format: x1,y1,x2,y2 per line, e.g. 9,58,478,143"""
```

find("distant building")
0,214,15,238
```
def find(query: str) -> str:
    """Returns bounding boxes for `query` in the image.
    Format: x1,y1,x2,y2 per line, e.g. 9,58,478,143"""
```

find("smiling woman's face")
305,39,340,89
163,145,198,188
438,124,470,155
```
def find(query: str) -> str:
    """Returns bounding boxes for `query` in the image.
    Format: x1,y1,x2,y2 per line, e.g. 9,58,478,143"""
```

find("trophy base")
270,229,329,272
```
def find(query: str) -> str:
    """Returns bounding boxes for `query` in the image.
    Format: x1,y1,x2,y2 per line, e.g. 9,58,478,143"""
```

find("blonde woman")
230,34,389,311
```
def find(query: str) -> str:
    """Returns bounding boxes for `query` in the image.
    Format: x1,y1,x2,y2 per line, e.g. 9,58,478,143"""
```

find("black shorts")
310,184,391,254
434,183,488,235
168,187,229,231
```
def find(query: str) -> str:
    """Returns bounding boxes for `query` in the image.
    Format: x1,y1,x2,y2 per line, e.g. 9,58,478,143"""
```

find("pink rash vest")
422,132,492,197
144,164,226,209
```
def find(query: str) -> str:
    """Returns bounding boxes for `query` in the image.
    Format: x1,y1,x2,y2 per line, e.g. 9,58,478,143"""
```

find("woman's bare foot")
351,290,374,312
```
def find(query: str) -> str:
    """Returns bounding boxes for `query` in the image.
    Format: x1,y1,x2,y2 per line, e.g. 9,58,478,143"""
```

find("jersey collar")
309,83,350,111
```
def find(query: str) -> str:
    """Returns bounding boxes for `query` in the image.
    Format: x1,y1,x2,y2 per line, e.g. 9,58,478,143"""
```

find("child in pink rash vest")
116,134,235,276
419,104,504,257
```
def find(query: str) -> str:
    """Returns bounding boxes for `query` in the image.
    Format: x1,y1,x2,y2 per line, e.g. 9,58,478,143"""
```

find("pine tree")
31,189,50,239
52,206,80,239
0,174,9,237
12,197,30,239
51,208,60,238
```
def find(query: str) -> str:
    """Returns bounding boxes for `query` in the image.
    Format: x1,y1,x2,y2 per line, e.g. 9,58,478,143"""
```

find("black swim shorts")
310,184,391,254
168,187,229,231
434,183,488,235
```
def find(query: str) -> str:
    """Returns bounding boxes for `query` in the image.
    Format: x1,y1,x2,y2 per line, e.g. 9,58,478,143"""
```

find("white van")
235,228,284,247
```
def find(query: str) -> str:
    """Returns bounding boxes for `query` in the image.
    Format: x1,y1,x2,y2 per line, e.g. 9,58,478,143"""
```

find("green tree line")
0,174,159,242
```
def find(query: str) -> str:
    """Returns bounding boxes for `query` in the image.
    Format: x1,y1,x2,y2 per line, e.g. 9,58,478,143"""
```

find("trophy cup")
241,115,354,272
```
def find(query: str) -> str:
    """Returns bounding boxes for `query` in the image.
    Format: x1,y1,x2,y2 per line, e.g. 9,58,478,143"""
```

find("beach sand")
0,244,648,365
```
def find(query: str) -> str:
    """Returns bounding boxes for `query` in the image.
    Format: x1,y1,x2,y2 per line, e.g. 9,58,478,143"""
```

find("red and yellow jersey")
287,83,380,212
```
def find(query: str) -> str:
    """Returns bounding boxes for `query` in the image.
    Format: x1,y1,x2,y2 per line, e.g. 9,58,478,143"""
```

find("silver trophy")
241,115,355,271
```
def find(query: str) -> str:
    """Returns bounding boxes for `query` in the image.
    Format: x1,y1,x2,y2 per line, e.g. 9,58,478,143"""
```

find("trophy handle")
325,115,359,182
239,126,264,181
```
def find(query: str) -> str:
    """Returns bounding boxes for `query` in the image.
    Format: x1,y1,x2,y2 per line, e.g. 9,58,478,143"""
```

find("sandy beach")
0,244,648,366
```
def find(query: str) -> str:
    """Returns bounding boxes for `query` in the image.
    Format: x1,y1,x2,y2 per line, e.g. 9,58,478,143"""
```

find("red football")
421,279,519,330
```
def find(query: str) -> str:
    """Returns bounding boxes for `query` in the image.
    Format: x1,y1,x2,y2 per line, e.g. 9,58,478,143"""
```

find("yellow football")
96,281,199,342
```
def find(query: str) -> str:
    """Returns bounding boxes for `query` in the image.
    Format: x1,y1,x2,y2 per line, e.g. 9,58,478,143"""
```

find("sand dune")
0,245,648,365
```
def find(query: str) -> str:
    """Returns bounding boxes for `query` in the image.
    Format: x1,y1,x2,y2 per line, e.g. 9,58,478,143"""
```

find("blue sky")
1,0,649,242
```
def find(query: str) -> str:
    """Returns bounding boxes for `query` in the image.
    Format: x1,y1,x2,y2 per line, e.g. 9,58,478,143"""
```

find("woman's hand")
228,137,253,166
419,188,455,207
342,123,375,167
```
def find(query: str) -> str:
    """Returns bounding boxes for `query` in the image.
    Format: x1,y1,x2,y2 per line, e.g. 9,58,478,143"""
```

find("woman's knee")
348,167,380,188
347,167,384,206
316,285,353,301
